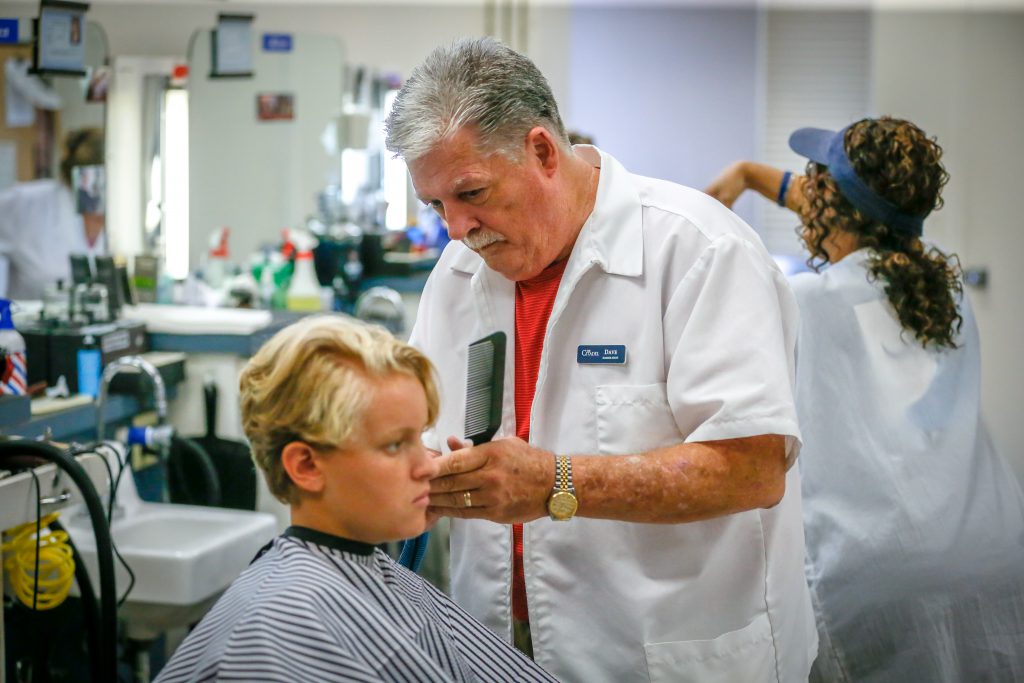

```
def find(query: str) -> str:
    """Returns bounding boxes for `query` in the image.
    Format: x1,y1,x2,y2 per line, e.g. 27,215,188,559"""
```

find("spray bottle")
0,299,27,396
286,231,324,312
205,226,230,289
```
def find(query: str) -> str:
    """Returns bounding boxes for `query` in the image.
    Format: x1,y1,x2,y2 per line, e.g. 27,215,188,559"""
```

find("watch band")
548,455,578,521
556,454,573,491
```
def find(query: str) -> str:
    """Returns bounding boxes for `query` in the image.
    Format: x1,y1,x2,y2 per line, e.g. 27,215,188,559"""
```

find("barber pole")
1,350,27,395
0,299,27,396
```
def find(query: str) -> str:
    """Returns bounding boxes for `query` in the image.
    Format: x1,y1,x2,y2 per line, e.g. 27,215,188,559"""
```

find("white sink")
64,450,277,639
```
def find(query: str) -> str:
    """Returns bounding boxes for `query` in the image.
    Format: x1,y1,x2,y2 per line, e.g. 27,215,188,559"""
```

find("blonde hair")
239,315,439,504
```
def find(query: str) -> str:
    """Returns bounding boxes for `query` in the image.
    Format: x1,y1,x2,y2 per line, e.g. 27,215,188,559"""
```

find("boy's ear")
281,441,326,494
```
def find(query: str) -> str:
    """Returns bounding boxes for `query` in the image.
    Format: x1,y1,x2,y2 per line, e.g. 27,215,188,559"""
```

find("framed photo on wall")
210,13,254,78
256,93,294,121
33,0,89,76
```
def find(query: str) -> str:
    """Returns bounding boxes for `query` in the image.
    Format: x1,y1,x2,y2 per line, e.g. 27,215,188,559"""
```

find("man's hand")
428,436,553,524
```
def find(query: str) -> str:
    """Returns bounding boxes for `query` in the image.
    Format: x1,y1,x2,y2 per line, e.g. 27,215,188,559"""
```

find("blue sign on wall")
0,19,19,44
262,33,292,52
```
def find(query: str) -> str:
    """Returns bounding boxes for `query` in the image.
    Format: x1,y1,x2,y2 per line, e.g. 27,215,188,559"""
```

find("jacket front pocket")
596,383,682,455
644,613,777,683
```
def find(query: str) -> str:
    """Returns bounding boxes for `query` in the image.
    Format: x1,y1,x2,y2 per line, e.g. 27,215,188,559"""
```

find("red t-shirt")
512,258,568,622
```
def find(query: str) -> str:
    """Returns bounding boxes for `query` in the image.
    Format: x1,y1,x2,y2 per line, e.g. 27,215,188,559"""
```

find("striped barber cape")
155,526,555,682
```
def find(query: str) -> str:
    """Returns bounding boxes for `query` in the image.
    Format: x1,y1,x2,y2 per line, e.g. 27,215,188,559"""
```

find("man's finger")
430,471,480,493
433,446,486,478
447,435,473,451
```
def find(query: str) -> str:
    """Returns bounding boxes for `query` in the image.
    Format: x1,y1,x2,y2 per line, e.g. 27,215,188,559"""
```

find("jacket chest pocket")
595,383,682,455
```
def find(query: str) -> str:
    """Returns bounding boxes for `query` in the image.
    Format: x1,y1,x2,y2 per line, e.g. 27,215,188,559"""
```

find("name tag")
577,345,627,365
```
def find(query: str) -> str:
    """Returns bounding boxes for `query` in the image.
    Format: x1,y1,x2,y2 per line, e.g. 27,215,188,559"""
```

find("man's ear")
525,126,559,177
281,441,325,495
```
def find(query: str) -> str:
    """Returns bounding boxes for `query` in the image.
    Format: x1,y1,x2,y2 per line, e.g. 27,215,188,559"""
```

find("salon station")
0,1,1022,682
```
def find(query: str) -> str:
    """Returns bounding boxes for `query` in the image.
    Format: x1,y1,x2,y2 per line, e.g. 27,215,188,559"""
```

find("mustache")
463,229,505,251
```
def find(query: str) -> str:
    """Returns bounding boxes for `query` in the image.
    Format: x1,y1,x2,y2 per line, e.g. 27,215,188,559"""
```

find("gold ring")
463,491,473,508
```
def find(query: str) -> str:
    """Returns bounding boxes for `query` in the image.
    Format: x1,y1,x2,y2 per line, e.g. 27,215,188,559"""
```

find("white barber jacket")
0,179,104,300
410,146,817,682
793,250,1024,682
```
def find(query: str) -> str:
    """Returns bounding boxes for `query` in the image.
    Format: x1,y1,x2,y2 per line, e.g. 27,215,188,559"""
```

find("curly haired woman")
707,117,1024,682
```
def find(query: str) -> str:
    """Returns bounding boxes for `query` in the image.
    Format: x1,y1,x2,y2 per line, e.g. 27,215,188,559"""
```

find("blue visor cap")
789,126,926,236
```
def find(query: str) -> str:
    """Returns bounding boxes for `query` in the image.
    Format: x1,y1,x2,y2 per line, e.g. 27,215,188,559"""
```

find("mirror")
184,30,344,275
0,18,107,190
0,17,108,301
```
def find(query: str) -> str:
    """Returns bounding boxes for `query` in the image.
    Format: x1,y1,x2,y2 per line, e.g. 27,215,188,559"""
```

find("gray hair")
385,37,569,162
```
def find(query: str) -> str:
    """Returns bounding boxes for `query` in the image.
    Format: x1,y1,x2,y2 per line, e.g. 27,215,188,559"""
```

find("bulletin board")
0,44,59,189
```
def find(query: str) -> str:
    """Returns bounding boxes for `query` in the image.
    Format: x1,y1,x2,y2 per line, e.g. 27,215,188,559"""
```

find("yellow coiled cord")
1,512,75,610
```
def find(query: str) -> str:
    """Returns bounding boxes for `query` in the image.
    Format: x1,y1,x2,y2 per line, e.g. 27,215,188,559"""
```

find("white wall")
84,3,487,79
566,6,759,222
872,11,1024,484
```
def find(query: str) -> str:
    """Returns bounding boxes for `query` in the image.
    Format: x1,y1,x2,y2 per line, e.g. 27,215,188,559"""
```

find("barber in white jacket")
386,38,817,682
0,127,105,300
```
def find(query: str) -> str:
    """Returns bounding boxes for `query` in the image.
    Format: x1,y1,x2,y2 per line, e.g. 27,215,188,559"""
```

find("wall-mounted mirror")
0,18,107,187
183,30,344,276
0,17,109,300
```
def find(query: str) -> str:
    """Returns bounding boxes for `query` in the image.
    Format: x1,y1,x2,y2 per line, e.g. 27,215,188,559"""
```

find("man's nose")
443,205,478,241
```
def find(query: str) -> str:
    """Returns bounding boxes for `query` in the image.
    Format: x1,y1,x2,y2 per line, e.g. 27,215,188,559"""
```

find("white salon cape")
0,178,104,300
411,146,817,682
791,249,1024,683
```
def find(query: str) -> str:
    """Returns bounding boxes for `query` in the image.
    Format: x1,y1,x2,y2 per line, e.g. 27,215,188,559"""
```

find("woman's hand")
704,161,749,209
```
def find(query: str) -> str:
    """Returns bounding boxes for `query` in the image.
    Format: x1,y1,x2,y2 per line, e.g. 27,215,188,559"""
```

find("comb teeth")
464,341,496,436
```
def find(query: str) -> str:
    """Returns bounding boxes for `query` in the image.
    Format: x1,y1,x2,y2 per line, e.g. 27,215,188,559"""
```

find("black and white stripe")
155,531,555,683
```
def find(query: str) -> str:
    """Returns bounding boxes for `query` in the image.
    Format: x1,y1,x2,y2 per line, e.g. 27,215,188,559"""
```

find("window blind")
758,9,871,256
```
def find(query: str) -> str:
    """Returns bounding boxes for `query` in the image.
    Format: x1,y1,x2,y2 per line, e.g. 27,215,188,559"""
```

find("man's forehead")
412,162,490,201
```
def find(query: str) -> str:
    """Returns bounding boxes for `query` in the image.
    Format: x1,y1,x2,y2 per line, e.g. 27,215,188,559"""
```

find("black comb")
397,331,507,573
464,332,506,444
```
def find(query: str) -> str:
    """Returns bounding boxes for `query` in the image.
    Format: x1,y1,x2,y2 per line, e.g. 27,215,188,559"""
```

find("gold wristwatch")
547,455,578,521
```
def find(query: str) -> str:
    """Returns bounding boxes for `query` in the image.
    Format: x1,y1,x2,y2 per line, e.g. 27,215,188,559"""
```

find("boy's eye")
384,441,402,454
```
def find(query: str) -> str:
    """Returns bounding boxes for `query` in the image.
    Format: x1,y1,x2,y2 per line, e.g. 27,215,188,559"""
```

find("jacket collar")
448,145,643,279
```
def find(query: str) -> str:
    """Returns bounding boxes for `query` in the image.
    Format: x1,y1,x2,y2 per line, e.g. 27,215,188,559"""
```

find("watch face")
548,490,578,520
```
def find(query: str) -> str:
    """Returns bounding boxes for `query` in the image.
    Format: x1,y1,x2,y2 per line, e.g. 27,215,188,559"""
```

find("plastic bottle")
286,232,323,312
204,226,230,289
258,250,276,309
76,334,102,397
0,299,27,396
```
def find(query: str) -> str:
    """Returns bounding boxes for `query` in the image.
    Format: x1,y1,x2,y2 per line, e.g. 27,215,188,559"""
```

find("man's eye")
460,189,483,200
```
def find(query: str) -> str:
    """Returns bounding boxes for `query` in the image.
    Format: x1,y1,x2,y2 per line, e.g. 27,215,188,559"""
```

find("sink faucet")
96,356,168,442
